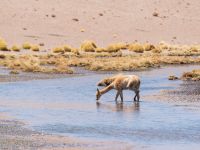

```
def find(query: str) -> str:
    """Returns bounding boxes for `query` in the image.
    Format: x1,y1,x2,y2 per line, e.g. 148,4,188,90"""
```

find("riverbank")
0,113,133,150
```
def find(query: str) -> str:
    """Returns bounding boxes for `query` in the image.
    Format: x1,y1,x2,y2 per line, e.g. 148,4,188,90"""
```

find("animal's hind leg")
134,94,137,101
119,90,123,102
134,90,140,102
133,91,137,101
136,91,140,102
115,91,120,101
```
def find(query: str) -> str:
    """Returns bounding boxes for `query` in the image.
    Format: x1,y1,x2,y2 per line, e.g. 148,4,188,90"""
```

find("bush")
71,48,80,55
128,43,144,53
159,41,169,49
80,40,97,52
95,47,106,53
152,47,162,53
143,43,155,51
22,42,31,49
63,45,72,52
0,39,8,51
52,47,65,53
105,44,121,53
114,42,128,50
31,45,40,51
11,45,21,51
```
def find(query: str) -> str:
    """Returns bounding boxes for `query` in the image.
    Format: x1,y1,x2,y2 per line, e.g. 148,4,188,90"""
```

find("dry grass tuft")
181,70,200,81
152,46,162,53
11,45,21,52
189,45,200,52
105,44,122,53
31,45,40,51
52,65,73,74
80,40,97,52
71,48,80,55
95,47,106,53
6,56,42,72
22,42,32,49
159,41,169,49
63,45,72,52
52,47,64,53
0,39,8,51
143,43,155,51
128,43,144,53
0,39,200,74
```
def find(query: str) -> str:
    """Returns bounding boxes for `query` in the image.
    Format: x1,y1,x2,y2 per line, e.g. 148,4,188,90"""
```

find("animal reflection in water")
96,74,141,102
96,101,140,112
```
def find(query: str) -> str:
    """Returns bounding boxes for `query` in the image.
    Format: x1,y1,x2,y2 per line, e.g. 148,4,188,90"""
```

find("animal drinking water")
96,74,141,102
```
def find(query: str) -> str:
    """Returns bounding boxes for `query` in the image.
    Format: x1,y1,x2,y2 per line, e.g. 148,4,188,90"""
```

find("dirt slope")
0,0,199,48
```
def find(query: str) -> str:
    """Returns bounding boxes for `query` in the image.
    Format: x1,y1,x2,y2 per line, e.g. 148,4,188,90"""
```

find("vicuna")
96,74,141,102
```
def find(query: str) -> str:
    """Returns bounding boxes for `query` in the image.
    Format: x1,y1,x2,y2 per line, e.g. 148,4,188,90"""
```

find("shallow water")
0,65,200,149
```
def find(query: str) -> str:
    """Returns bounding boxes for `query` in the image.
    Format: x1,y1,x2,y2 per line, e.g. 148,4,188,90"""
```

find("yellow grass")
181,70,200,81
189,45,200,52
22,42,32,49
52,65,73,74
95,47,106,53
63,45,72,52
0,40,200,74
143,43,155,51
128,43,144,53
105,44,121,53
152,46,162,53
159,41,169,49
31,45,40,51
0,39,8,51
80,40,97,52
71,48,80,55
11,45,21,52
52,47,64,53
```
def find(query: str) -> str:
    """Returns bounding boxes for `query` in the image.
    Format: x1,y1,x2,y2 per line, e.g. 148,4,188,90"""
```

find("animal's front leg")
115,91,120,101
119,90,123,102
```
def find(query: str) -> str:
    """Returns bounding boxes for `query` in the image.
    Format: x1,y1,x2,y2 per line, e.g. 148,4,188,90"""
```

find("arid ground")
1,0,200,48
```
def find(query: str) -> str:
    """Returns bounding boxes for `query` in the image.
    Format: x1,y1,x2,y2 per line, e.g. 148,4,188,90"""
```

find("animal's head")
97,78,112,86
96,88,101,100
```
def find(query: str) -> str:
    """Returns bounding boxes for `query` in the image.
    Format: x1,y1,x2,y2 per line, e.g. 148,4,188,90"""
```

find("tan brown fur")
97,74,121,86
96,74,140,102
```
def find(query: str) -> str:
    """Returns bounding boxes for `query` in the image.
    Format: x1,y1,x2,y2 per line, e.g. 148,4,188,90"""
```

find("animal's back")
113,75,140,90
127,75,140,90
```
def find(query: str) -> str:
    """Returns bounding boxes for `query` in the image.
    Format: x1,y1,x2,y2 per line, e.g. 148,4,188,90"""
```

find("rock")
168,75,179,80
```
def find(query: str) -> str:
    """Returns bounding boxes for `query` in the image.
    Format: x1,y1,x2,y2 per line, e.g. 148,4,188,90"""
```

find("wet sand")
0,66,91,83
0,114,134,150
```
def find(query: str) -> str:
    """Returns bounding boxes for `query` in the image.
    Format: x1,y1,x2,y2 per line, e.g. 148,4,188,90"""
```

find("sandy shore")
0,113,133,150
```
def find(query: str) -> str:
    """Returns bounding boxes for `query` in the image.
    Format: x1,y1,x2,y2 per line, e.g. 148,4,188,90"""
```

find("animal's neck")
100,85,113,95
